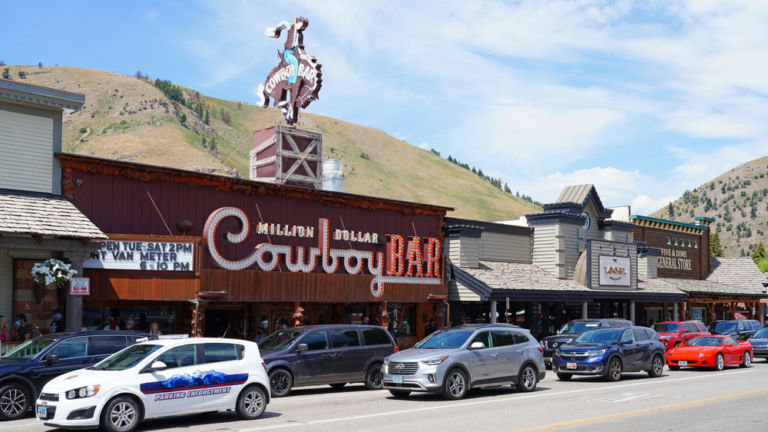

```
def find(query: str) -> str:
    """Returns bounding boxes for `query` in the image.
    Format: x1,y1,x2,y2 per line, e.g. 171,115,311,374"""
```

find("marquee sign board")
256,17,322,125
203,207,442,298
84,240,195,272
599,255,631,287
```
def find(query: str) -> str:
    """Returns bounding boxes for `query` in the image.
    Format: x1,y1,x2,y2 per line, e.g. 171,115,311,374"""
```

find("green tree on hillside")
2,68,10,79
668,203,675,218
710,231,725,257
752,242,766,261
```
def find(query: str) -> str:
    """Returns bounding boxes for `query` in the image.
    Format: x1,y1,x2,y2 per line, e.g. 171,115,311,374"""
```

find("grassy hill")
7,65,540,221
650,156,768,258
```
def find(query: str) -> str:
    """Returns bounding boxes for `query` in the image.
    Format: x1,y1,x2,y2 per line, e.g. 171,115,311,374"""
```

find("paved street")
7,364,768,432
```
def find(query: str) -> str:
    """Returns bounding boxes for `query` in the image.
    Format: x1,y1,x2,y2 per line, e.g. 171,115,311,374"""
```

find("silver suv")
382,324,545,400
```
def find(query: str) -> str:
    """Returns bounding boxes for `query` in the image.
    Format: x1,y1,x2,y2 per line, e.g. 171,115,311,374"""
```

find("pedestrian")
15,314,32,341
149,322,162,335
49,309,65,333
254,327,265,343
0,316,9,342
425,318,436,336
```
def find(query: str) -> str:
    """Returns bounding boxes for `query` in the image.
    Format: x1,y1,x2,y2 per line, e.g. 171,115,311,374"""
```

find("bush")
79,127,87,134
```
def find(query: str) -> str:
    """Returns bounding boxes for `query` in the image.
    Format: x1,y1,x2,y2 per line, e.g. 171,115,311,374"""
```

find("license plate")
37,405,47,419
393,375,403,383
566,362,577,370
679,361,687,366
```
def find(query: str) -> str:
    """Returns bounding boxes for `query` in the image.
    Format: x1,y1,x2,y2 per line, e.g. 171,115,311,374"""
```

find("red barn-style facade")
59,154,450,347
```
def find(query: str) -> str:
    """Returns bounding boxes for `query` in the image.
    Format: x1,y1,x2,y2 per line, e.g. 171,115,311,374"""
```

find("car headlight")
586,349,607,357
697,353,705,357
66,385,100,400
421,356,448,366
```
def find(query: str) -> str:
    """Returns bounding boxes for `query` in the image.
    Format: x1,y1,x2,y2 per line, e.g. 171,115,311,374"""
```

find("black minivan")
259,325,396,397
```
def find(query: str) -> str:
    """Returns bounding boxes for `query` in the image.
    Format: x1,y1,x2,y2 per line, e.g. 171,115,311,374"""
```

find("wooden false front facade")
59,154,451,346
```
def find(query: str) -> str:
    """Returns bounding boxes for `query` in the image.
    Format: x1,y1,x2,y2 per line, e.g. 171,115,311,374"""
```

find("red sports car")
666,335,752,370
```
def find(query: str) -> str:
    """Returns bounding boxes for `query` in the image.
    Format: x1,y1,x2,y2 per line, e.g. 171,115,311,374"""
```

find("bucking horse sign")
257,17,323,126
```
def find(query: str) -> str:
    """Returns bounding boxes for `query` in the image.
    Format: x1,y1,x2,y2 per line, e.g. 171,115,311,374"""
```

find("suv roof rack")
453,323,522,329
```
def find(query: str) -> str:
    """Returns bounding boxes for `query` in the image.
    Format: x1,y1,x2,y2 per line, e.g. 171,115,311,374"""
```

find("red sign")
70,277,90,295
203,207,442,298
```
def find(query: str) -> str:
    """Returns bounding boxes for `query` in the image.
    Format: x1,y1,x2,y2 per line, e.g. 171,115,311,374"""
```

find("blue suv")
552,326,665,382
0,331,153,420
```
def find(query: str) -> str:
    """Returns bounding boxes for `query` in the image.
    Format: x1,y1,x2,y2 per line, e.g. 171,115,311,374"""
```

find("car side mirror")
45,354,60,365
725,343,733,348
620,339,633,345
145,361,167,373
681,329,690,333
469,341,485,350
296,343,308,352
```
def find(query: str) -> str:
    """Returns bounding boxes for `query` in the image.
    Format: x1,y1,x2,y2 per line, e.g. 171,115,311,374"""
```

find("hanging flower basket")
31,259,77,288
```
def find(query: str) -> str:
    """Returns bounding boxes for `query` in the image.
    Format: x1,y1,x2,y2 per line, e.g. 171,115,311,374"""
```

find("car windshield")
686,337,723,347
92,344,162,371
259,329,306,351
558,321,600,334
414,329,474,349
709,322,736,333
754,328,768,339
575,328,624,344
653,323,679,333
2,335,60,360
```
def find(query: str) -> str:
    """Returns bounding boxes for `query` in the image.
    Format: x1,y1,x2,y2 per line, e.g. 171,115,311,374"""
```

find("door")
632,328,653,369
492,330,520,380
32,336,91,390
201,342,247,410
141,344,203,418
466,331,497,382
292,330,330,385
617,329,643,370
723,337,740,364
326,328,367,382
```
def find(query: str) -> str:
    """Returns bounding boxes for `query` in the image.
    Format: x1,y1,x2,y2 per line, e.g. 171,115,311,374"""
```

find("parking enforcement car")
35,337,270,432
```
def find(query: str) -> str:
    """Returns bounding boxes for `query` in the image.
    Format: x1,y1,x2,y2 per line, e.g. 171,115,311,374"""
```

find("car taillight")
262,361,268,373
538,347,544,354
394,346,399,353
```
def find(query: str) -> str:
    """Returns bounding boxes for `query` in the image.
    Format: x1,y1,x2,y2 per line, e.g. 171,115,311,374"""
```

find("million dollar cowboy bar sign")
203,207,442,297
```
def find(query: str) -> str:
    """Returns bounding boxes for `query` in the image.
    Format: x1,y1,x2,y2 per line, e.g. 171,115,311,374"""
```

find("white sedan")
35,337,270,432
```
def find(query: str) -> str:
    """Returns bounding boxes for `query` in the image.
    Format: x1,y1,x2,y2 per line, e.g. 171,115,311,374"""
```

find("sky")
4,0,768,215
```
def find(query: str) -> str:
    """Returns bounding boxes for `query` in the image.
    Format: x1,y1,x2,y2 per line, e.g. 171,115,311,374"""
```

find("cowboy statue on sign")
257,17,323,125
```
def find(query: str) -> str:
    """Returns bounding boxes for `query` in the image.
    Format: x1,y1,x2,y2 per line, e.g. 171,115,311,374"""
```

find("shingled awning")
0,190,106,239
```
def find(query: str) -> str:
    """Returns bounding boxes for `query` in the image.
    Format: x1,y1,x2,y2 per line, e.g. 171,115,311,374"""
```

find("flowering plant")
31,259,77,287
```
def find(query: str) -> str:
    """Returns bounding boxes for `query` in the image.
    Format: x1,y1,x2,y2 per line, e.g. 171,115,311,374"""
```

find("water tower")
322,159,344,192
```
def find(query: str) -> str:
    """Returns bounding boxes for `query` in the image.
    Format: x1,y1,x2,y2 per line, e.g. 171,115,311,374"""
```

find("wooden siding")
459,237,480,268
479,231,531,263
448,280,481,302
85,269,199,301
589,240,638,289
447,237,462,265
532,224,558,276
562,224,581,279
0,104,53,193
201,269,445,303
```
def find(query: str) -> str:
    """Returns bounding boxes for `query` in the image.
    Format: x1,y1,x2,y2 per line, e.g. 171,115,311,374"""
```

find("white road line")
243,369,756,431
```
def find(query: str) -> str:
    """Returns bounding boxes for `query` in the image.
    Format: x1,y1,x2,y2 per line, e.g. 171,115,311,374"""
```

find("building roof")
452,261,685,302
705,258,768,295
0,78,84,111
0,190,106,239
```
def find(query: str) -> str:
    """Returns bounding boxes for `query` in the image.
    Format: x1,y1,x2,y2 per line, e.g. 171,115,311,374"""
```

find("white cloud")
417,141,430,150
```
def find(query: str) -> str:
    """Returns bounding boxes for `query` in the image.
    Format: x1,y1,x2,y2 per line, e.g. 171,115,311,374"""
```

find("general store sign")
84,240,195,271
599,255,631,287
203,207,442,298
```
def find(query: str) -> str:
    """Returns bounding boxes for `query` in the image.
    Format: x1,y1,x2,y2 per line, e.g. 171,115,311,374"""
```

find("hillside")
5,65,540,221
650,156,768,257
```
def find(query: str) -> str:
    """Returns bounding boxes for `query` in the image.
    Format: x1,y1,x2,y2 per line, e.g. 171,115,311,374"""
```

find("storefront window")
83,307,176,335
387,303,416,337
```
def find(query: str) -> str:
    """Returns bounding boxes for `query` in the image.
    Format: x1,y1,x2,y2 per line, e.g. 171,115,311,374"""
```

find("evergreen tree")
179,113,187,124
710,231,725,257
204,110,210,125
752,242,766,261
667,203,675,218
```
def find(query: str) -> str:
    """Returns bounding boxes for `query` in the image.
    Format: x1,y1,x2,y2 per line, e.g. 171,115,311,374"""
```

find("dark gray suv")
382,324,545,400
259,325,396,397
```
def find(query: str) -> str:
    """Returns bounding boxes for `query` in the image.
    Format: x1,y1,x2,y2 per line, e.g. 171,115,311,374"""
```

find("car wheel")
329,383,346,390
714,353,724,371
0,383,30,421
647,355,664,378
516,364,538,392
269,369,293,397
236,385,267,420
100,396,140,432
556,372,572,381
668,365,680,371
741,352,751,368
442,368,468,400
364,363,384,390
605,357,622,382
